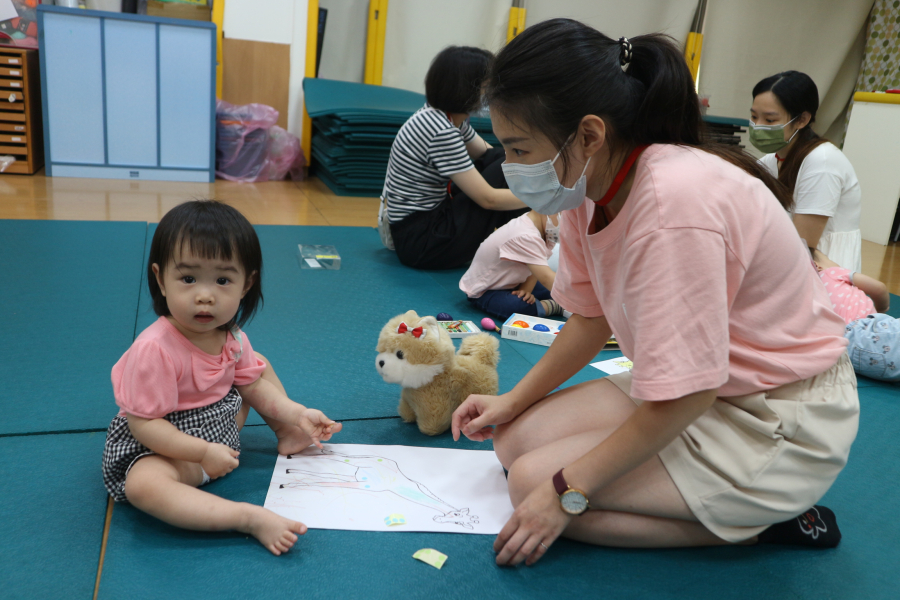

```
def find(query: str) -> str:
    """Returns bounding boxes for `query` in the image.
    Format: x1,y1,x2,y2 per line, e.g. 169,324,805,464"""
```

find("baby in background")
460,210,562,321
102,200,341,555
814,249,898,382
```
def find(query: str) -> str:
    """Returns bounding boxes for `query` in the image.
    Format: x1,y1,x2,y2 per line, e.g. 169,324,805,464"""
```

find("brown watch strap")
552,469,568,496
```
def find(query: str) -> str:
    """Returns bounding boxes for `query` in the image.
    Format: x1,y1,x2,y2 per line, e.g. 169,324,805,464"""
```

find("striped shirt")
382,104,477,223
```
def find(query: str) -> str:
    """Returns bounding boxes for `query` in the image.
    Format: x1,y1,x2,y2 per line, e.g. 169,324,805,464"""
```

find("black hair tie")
619,37,633,72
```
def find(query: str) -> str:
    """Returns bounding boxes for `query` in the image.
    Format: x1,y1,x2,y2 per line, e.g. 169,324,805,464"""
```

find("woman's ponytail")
628,34,703,147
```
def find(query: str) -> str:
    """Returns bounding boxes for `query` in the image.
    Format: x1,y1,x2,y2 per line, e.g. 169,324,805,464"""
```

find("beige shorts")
606,353,859,543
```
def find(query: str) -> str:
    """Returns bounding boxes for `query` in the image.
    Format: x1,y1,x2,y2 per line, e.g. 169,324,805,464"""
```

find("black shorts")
390,147,528,270
101,389,242,502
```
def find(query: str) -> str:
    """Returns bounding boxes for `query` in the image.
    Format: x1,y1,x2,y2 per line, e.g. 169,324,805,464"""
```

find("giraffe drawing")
278,447,480,529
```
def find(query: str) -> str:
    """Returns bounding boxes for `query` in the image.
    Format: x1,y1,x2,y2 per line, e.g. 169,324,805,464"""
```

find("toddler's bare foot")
275,424,315,456
244,505,307,556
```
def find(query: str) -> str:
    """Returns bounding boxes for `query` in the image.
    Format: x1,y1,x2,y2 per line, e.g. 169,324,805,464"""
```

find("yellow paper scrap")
384,513,406,526
315,255,340,259
413,548,447,570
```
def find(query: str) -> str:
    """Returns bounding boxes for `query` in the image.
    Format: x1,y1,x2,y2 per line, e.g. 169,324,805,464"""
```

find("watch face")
560,490,588,515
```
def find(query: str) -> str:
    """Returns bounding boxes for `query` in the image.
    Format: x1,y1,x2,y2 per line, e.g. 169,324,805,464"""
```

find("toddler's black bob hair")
148,200,263,330
425,45,493,115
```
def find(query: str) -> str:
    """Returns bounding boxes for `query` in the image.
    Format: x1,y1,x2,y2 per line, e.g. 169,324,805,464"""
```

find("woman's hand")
200,443,240,479
511,289,536,304
494,480,572,567
297,408,342,448
451,393,517,442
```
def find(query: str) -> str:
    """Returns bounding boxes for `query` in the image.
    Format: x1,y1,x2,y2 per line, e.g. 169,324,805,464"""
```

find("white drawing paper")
591,357,633,375
263,443,514,535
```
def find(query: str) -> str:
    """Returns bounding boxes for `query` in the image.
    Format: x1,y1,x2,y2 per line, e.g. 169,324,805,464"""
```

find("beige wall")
381,0,511,94
219,0,875,144
379,0,873,139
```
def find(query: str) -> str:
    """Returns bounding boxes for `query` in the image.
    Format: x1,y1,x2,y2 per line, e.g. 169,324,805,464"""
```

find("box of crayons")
437,320,482,338
500,314,566,346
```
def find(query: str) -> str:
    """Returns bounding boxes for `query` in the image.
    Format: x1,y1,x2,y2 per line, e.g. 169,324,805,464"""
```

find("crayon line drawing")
277,447,480,529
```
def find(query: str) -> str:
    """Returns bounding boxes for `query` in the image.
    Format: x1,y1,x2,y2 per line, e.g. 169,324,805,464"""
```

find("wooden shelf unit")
0,46,43,175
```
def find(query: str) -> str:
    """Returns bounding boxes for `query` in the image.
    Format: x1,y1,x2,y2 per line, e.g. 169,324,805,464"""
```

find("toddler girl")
460,210,563,320
814,249,898,381
102,200,341,555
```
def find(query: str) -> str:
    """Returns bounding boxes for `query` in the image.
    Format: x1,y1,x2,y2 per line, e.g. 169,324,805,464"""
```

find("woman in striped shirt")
381,46,527,270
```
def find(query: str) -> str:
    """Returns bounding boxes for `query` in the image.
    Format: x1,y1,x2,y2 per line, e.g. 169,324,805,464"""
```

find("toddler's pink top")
818,266,876,324
112,317,266,418
460,213,554,298
553,144,848,401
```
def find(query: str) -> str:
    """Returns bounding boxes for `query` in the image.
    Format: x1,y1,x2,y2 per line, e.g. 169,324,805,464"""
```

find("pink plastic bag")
266,126,306,181
215,100,305,182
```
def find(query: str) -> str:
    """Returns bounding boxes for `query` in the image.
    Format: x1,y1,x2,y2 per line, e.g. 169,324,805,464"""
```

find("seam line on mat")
243,415,402,426
0,428,107,438
93,497,114,600
132,222,149,342
0,417,402,438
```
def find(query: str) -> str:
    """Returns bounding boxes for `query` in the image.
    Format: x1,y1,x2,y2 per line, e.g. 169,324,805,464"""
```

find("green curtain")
841,0,900,145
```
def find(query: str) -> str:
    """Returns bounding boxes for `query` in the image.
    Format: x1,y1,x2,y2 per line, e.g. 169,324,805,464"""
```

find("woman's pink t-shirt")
553,144,848,401
112,317,266,418
818,266,876,324
460,213,554,298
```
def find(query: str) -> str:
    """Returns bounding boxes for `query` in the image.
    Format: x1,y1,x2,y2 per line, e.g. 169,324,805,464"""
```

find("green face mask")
748,116,799,154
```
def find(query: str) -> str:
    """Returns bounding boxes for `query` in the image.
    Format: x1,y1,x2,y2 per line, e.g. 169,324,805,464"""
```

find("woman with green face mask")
750,71,862,272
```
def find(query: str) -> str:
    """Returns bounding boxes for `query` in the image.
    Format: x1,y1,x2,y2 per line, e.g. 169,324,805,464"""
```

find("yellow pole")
365,0,388,86
506,1,525,43
506,6,518,43
364,0,378,84
373,0,388,86
302,0,320,164
684,31,702,84
212,0,225,98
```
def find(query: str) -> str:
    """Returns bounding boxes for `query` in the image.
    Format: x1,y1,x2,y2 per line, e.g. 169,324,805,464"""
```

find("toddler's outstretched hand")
511,289,536,304
201,443,240,479
298,409,342,448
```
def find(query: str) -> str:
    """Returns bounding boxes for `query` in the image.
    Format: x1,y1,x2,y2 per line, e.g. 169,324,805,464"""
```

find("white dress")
760,143,862,272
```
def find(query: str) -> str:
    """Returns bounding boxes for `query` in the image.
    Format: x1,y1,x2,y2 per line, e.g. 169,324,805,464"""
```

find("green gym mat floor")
2,219,898,600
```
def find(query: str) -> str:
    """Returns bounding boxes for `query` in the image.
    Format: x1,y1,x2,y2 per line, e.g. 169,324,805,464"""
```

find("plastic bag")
215,99,278,182
266,125,306,181
215,99,305,182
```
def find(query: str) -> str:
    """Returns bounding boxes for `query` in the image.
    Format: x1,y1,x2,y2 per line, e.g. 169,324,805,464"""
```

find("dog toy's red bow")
397,322,426,338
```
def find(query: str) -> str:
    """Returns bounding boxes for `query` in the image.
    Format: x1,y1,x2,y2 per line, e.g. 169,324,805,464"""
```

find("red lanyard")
596,145,649,206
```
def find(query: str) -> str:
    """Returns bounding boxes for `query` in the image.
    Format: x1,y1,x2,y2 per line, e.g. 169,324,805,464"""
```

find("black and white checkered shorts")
101,388,243,502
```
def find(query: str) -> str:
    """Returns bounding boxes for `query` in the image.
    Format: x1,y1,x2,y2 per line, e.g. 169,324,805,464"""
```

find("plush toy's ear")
417,316,439,333
402,309,419,323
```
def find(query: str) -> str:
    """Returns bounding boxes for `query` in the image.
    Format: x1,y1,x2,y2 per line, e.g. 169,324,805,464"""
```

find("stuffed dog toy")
376,310,499,435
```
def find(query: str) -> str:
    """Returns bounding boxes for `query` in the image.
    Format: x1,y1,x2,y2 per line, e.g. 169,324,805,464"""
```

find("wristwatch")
553,468,590,516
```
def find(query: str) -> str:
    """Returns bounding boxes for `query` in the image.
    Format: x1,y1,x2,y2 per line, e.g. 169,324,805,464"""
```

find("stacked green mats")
303,78,498,197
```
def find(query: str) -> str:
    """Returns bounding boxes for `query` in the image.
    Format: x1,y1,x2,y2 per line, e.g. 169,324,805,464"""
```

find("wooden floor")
2,170,900,295
0,171,379,228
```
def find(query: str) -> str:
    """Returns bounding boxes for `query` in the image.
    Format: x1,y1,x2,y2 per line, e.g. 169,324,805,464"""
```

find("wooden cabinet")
0,46,43,175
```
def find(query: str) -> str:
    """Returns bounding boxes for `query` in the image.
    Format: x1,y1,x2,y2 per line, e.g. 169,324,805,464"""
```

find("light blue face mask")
502,149,591,215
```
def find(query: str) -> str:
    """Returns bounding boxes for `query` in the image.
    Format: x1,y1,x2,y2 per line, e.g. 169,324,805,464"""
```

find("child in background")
814,249,898,381
460,210,563,320
102,200,341,555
